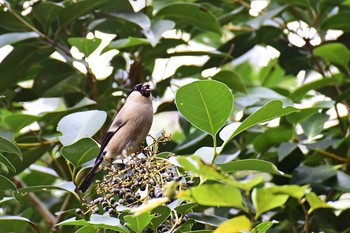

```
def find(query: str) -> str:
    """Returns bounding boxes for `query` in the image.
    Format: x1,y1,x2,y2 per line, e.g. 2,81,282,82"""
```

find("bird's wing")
94,119,127,164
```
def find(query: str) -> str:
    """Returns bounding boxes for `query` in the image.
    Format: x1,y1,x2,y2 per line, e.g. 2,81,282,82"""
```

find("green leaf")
32,2,64,25
57,110,107,146
0,136,22,160
61,138,99,168
300,112,329,139
19,182,79,200
4,114,40,133
156,3,221,35
43,74,86,97
321,12,350,32
211,70,247,94
144,20,175,46
0,175,17,191
290,76,343,101
175,80,233,136
108,11,151,29
75,225,98,233
305,192,332,214
150,206,171,229
0,153,16,173
169,155,243,188
253,126,293,152
291,165,336,185
108,37,150,50
218,159,284,176
252,187,289,218
124,212,153,233
175,203,197,214
179,183,246,210
58,215,129,232
187,212,227,227
68,38,102,57
313,43,350,74
59,0,109,26
213,215,251,233
0,32,39,47
0,216,40,233
0,45,42,92
251,221,276,233
268,185,308,202
219,100,298,151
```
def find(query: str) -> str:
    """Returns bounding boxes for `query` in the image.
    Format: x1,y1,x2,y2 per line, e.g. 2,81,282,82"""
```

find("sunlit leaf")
219,100,298,152
175,80,233,136
218,159,284,176
57,110,107,146
306,192,332,214
178,183,246,211
213,215,251,233
68,37,102,57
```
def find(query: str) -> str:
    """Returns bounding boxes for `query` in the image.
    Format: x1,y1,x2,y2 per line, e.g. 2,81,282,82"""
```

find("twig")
51,193,74,233
313,148,350,163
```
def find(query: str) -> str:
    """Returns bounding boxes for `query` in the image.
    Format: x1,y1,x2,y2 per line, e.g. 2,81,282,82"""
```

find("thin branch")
51,193,74,233
16,139,60,148
313,148,350,163
12,176,56,227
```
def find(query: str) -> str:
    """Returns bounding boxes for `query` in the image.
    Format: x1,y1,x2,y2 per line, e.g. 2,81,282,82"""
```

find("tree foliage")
1,0,350,232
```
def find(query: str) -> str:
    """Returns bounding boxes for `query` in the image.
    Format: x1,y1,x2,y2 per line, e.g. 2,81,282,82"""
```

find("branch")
313,148,350,163
12,177,56,226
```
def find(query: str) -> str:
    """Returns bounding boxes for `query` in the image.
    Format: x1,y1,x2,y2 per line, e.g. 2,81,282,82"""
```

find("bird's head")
132,83,151,98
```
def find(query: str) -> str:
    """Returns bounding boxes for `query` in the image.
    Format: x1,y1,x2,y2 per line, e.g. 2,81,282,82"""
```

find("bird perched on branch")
79,83,153,192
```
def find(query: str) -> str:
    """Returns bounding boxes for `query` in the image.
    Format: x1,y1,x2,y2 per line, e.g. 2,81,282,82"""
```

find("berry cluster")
80,133,191,216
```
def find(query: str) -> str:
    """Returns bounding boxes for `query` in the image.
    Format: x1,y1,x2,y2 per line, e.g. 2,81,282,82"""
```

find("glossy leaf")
175,80,233,136
60,137,99,167
188,212,227,227
68,38,102,57
300,112,329,139
4,114,40,133
218,159,284,176
252,187,289,218
169,155,243,188
0,45,41,92
321,12,350,32
59,0,109,26
219,100,298,151
251,221,276,233
178,183,246,210
58,214,129,232
0,153,16,173
108,11,151,29
0,32,39,47
0,136,22,159
0,216,40,233
57,110,107,146
0,175,17,191
124,212,153,233
143,19,175,46
32,2,64,25
213,215,251,233
19,182,79,200
313,43,350,74
108,37,150,50
156,3,221,35
212,70,247,94
305,192,332,214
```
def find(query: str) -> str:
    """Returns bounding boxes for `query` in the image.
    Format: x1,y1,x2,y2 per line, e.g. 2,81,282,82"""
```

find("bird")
78,83,153,192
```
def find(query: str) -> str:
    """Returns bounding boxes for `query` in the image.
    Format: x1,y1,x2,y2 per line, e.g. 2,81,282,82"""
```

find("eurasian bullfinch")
79,83,153,192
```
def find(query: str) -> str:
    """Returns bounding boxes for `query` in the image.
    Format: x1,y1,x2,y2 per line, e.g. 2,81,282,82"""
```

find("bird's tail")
78,158,103,193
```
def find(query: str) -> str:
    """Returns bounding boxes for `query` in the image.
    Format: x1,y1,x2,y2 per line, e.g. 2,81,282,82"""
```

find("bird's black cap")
132,83,151,97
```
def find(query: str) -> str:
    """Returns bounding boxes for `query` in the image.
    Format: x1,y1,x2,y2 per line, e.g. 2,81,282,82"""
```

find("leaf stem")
211,135,217,164
17,139,60,147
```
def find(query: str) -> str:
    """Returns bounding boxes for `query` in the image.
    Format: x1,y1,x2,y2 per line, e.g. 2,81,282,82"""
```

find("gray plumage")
79,83,153,192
